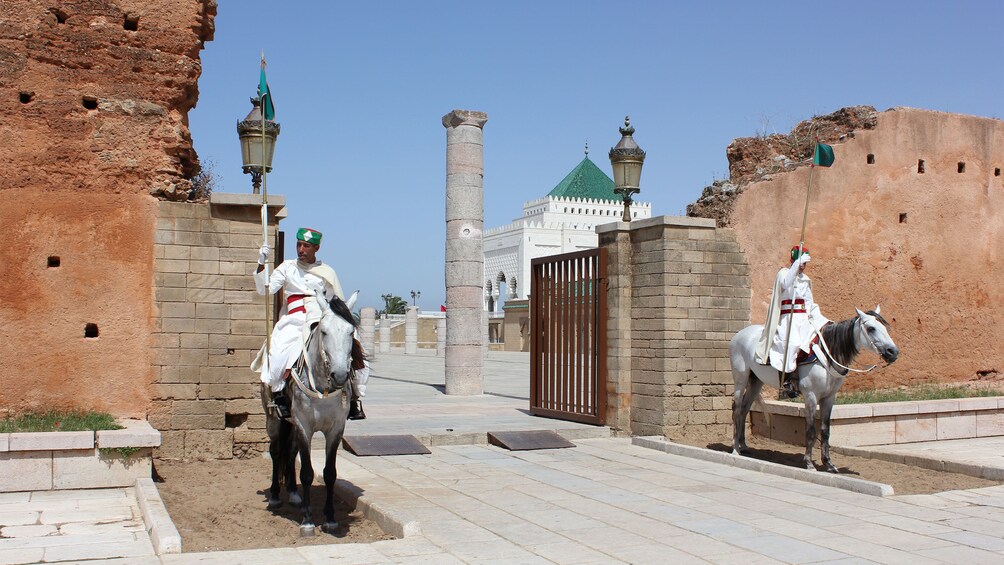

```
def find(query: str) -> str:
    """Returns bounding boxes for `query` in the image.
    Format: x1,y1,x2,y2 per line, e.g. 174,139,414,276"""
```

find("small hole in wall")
995,168,1001,177
47,256,60,267
226,348,235,355
19,91,34,104
50,8,68,23
84,323,99,338
899,213,907,223
867,154,875,164
123,14,139,31
225,413,248,428
82,96,98,110
958,162,966,173
917,159,925,174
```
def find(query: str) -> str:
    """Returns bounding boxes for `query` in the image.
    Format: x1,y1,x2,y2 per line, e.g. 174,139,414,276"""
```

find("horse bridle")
290,321,347,400
816,316,880,375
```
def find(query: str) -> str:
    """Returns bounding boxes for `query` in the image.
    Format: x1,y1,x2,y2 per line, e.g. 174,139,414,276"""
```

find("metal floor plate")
487,430,575,451
342,435,432,456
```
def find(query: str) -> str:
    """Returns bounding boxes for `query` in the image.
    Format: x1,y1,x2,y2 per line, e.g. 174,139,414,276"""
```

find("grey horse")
729,306,899,472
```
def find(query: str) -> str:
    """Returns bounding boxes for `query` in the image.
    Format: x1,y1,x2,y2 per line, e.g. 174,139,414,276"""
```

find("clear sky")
189,1,1003,311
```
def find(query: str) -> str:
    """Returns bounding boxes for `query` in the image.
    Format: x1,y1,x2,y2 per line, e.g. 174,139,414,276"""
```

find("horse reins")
290,325,349,400
815,317,881,375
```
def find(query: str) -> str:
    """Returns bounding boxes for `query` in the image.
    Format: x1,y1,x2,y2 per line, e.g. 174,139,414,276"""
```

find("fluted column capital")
442,109,488,129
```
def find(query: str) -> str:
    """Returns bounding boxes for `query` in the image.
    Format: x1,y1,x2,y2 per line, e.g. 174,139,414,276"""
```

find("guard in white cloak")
755,246,829,397
251,227,368,419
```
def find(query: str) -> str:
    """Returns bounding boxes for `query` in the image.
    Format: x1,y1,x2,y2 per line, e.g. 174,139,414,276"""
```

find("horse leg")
803,393,819,470
283,421,301,507
267,434,284,509
819,395,838,473
297,437,316,536
321,438,340,533
733,373,762,455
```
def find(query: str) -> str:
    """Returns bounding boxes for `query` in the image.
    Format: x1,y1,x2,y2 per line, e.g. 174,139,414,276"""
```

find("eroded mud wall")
0,1,216,415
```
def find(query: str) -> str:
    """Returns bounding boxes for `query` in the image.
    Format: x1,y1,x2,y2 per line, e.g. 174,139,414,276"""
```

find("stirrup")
348,399,366,420
270,390,292,419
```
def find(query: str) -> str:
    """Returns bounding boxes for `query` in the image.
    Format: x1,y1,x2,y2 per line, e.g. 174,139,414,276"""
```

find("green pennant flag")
813,143,834,167
258,56,275,121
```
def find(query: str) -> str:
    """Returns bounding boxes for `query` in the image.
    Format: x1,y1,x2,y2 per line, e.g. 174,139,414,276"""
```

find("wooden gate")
530,248,607,425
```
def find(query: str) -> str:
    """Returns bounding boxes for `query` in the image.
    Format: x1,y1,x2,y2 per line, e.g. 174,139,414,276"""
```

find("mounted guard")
251,227,367,420
755,245,829,397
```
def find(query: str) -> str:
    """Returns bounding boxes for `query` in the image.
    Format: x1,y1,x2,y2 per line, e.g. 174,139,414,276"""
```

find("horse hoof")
267,497,281,510
288,491,302,506
321,521,339,533
825,464,838,474
299,524,315,537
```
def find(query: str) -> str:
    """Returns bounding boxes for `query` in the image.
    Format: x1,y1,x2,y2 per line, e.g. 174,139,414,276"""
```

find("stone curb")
333,479,420,539
832,445,1004,481
135,477,182,554
632,436,895,497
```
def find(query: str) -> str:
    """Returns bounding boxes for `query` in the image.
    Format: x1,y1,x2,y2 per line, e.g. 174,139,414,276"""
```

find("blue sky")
189,1,1003,311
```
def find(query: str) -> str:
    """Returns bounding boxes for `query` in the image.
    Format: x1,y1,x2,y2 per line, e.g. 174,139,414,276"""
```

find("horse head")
311,295,357,393
855,306,899,364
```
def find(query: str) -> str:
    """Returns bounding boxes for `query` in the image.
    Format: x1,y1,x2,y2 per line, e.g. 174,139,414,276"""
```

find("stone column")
443,109,488,395
379,314,390,354
405,306,418,354
436,318,446,356
360,307,376,360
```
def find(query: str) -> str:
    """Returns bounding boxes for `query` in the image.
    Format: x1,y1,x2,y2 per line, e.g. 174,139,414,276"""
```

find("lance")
781,137,832,382
260,52,271,355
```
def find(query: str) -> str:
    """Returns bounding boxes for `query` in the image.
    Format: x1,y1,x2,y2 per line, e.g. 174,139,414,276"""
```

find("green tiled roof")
546,157,616,201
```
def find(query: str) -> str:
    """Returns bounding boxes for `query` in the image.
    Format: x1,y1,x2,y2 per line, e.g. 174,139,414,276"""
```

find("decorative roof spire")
584,141,589,157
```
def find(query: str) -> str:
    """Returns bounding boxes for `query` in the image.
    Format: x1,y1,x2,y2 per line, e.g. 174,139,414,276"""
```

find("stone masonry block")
186,288,225,303
9,431,93,451
153,384,197,400
199,384,256,400
184,430,234,461
0,450,53,492
189,260,220,274
172,415,224,430
53,448,153,490
196,303,230,319
155,431,185,460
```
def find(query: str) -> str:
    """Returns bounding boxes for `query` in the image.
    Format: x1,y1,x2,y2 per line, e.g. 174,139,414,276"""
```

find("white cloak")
755,262,829,372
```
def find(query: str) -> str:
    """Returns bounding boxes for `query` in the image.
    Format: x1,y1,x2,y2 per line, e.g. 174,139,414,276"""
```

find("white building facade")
483,156,652,311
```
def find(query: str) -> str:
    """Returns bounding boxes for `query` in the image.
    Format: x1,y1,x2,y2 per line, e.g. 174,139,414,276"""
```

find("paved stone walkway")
3,350,1004,564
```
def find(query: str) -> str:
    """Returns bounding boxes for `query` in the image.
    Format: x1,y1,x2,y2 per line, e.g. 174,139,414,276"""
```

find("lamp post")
608,116,646,222
410,290,421,307
236,97,280,194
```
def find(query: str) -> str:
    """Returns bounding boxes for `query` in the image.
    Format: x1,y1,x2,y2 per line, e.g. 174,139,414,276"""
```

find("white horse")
286,292,358,536
729,307,899,472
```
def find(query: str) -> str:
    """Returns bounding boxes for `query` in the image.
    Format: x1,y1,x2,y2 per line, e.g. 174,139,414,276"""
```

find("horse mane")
868,310,890,328
820,317,859,368
327,296,357,328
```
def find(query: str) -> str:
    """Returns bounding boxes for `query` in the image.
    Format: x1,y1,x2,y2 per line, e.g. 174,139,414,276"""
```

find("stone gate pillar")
379,314,390,354
360,307,376,360
405,306,418,354
442,109,488,395
436,318,446,356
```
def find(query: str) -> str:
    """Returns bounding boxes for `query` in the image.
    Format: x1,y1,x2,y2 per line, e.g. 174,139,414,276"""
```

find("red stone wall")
729,109,1004,388
0,1,215,416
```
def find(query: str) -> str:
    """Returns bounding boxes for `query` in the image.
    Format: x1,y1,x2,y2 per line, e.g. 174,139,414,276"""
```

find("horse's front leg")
267,436,283,509
297,440,316,536
285,428,301,507
321,439,340,533
803,392,819,470
818,396,838,473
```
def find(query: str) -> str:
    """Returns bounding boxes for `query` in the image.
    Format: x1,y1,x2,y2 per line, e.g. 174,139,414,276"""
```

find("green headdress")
297,227,322,245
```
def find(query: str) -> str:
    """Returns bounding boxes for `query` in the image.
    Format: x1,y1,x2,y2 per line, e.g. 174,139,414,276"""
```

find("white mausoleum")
483,152,652,311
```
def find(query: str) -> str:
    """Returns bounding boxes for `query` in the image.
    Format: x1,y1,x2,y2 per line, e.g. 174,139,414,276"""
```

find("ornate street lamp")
236,97,280,194
608,116,646,222
410,290,421,306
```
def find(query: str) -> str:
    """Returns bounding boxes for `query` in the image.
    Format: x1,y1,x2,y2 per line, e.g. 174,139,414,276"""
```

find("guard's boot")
348,399,366,420
781,372,800,399
271,388,292,419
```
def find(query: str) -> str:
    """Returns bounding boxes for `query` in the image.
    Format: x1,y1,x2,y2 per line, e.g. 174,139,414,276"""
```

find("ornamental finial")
619,115,634,136
584,141,589,156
